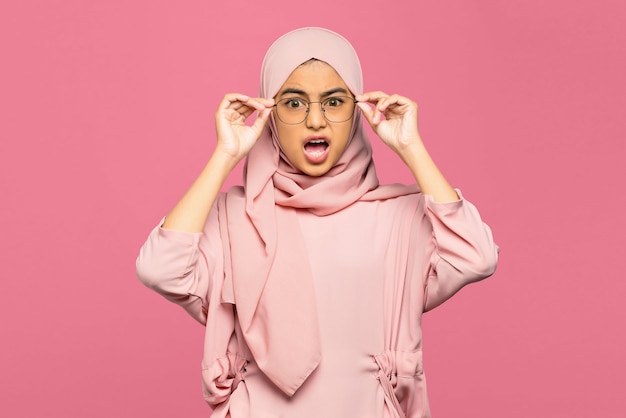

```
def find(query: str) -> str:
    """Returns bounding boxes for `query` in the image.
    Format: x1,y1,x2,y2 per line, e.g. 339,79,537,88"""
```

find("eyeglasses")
273,96,357,125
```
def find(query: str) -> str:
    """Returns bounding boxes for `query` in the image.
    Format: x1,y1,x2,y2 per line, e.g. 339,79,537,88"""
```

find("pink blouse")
136,190,498,418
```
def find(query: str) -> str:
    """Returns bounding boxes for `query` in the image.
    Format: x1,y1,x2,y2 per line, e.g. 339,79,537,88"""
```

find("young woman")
136,27,498,418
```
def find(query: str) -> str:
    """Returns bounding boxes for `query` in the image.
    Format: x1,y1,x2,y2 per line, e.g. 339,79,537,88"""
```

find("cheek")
276,125,300,152
337,125,353,150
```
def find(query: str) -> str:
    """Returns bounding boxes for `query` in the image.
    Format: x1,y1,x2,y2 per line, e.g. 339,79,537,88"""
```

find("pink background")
1,1,624,417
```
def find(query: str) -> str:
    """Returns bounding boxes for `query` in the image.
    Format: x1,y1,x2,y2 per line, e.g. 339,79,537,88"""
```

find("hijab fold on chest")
218,27,417,396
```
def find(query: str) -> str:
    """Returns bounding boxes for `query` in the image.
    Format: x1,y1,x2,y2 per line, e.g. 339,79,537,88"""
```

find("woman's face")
273,60,355,177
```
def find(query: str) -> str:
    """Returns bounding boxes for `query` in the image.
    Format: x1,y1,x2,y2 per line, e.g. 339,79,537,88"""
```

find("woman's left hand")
356,92,423,156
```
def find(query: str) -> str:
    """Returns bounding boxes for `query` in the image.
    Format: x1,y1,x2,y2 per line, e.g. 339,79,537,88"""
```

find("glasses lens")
322,96,355,123
275,98,308,124
275,96,355,124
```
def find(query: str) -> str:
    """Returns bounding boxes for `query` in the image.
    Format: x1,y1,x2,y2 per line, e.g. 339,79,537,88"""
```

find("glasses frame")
273,96,358,125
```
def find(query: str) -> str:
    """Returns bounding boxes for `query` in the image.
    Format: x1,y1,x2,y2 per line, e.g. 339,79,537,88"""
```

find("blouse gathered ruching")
136,189,498,418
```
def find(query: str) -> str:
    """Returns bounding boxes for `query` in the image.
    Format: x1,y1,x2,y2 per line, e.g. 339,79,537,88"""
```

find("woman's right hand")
215,93,274,163
161,94,273,233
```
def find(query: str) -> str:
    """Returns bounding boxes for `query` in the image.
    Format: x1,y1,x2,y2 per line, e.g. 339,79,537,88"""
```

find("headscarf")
218,27,417,396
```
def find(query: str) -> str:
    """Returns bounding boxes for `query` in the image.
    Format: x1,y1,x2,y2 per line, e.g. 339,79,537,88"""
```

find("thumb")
357,102,376,127
251,107,272,135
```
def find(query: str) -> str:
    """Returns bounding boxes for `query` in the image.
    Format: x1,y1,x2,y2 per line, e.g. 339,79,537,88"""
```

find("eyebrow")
278,87,350,98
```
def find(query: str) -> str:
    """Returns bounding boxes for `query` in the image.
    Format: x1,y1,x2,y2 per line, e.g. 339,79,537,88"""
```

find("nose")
305,102,327,129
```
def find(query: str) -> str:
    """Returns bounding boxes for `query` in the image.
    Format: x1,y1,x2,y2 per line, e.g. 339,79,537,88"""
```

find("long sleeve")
136,204,223,324
423,190,499,312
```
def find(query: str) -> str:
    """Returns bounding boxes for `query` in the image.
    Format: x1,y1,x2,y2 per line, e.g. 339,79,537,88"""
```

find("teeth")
309,139,326,144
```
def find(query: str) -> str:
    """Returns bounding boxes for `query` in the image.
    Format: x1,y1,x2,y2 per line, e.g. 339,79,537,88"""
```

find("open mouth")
303,139,330,163
304,139,329,154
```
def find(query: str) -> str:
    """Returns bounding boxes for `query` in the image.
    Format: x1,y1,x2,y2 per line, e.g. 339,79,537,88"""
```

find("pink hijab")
218,27,417,396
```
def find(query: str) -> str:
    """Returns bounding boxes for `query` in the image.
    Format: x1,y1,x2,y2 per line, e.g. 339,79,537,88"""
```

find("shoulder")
368,184,424,212
349,186,426,225
216,186,245,211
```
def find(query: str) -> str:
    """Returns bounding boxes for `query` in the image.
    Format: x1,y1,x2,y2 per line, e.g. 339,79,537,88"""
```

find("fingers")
356,91,400,126
220,93,273,110
356,91,389,105
218,93,274,121
356,92,415,123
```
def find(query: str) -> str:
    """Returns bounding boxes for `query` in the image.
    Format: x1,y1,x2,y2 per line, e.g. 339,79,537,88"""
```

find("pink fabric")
220,27,417,396
136,191,499,417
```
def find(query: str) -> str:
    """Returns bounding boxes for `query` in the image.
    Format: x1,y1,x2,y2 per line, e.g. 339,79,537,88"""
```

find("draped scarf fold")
218,27,417,396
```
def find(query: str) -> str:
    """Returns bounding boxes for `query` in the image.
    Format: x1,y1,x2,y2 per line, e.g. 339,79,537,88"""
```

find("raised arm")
358,93,498,309
422,194,498,311
136,94,273,322
162,94,273,232
356,92,458,203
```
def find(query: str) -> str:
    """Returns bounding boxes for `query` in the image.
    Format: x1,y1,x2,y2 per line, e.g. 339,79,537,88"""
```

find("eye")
324,97,345,107
283,98,306,109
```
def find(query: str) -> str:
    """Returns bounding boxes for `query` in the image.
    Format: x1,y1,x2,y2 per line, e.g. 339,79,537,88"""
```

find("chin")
299,163,333,177
303,168,330,177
